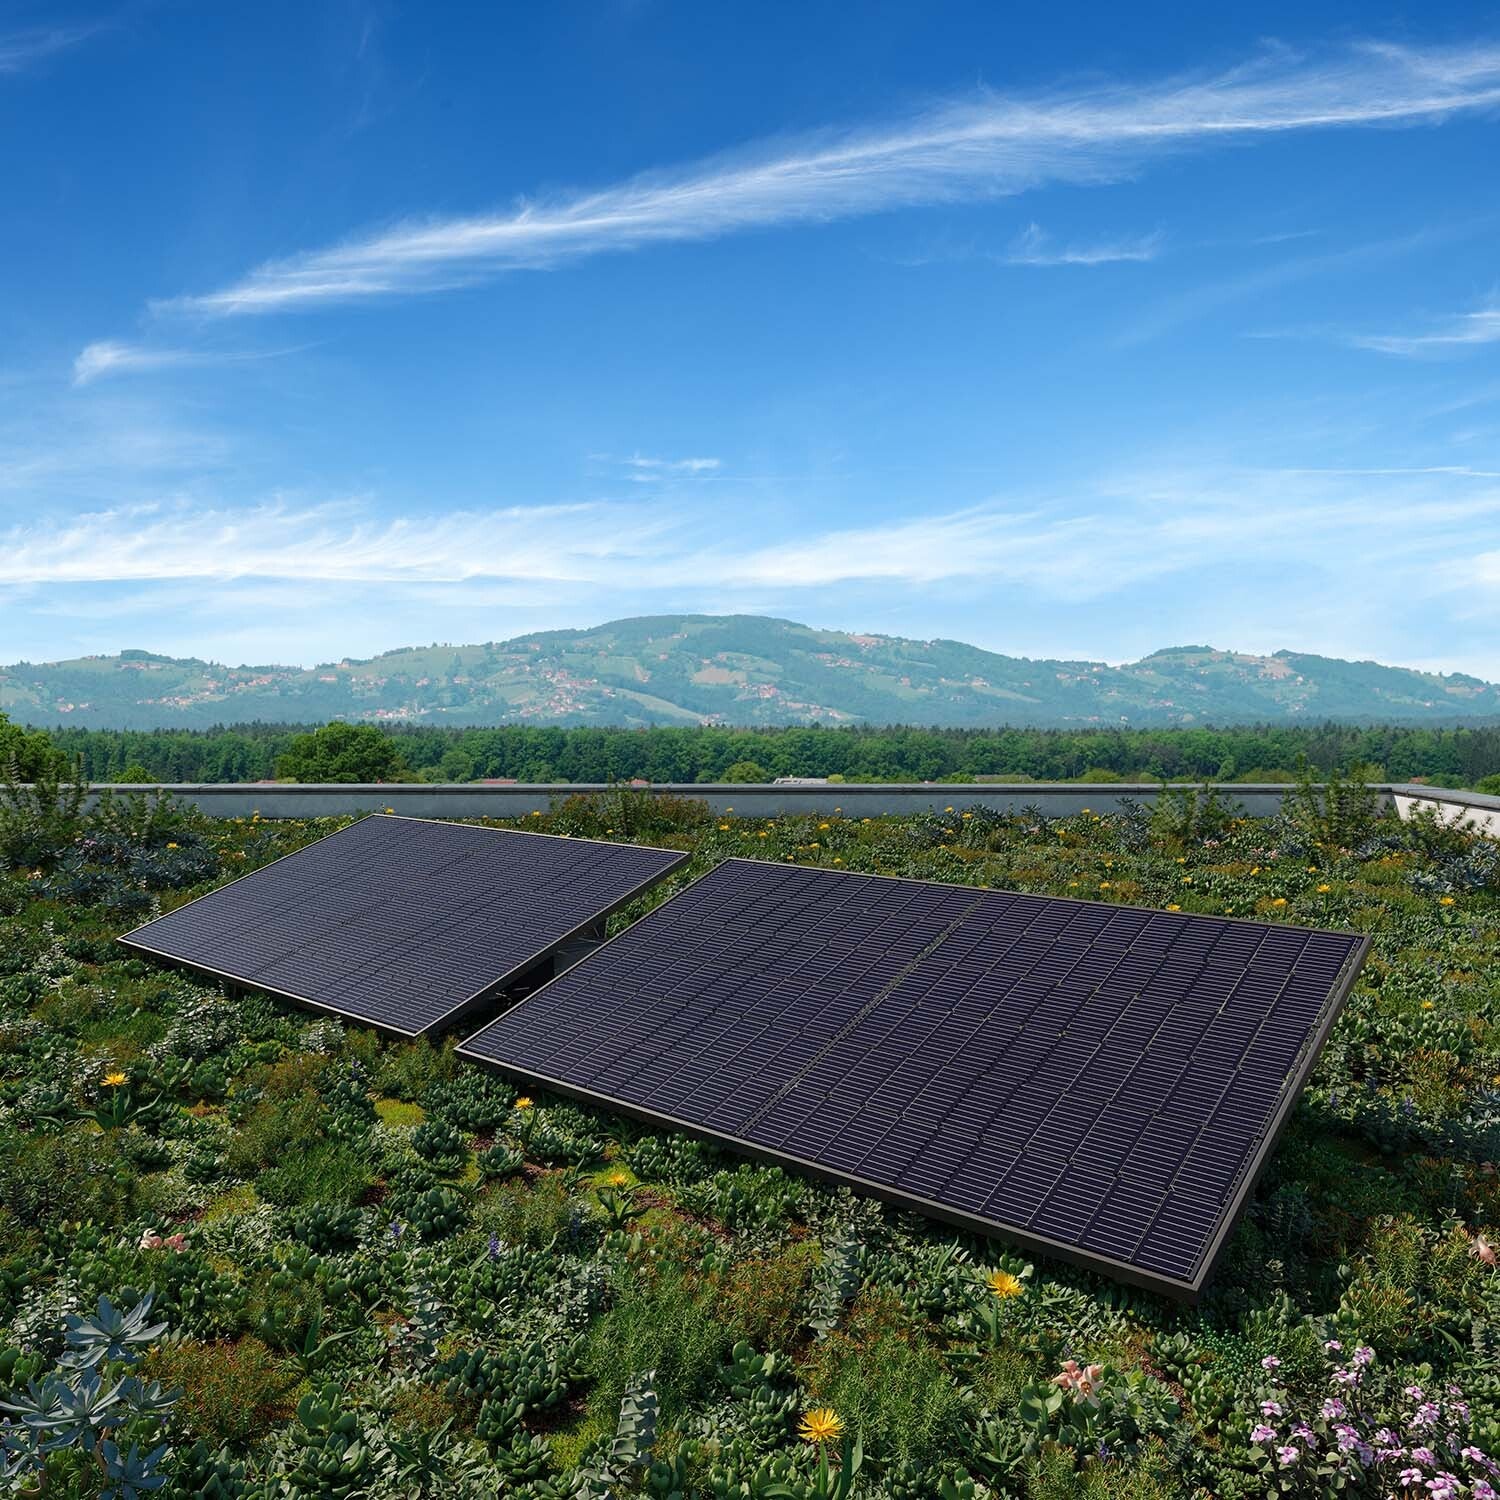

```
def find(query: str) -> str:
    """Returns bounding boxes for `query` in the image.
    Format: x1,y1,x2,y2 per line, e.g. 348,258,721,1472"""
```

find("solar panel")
118,815,687,1037
458,859,1366,1297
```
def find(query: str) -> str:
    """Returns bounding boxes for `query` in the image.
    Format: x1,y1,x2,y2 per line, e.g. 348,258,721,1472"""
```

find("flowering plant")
1245,1342,1499,1497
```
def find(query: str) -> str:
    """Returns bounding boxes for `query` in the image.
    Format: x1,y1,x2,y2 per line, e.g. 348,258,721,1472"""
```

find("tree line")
14,717,1500,788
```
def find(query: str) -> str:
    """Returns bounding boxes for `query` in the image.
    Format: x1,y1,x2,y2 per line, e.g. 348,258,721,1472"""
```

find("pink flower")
1472,1235,1498,1268
137,1226,186,1253
1325,1338,1344,1352
1276,1445,1300,1467
1251,1424,1277,1443
1333,1367,1360,1385
1262,1355,1282,1369
1050,1360,1104,1396
1352,1345,1375,1366
1472,1482,1495,1500
1411,1447,1437,1467
1400,1470,1426,1488
1261,1400,1284,1417
1322,1398,1347,1419
1406,1385,1427,1400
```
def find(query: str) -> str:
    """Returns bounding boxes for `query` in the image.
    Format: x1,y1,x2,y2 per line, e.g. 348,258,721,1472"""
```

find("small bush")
142,1336,294,1444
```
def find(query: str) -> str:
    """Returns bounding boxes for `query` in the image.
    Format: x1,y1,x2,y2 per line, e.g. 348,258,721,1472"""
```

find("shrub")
257,1139,372,1209
142,1336,294,1443
800,1290,970,1473
582,1264,731,1423
0,1128,133,1229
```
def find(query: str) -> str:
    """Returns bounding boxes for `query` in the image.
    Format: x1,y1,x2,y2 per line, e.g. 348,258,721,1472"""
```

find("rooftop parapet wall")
48,779,1429,820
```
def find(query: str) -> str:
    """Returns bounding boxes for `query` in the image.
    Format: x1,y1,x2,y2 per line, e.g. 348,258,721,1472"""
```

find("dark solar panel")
119,816,687,1036
458,859,1366,1297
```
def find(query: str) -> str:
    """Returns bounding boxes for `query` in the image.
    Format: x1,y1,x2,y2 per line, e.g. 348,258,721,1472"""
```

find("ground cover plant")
0,776,1498,1497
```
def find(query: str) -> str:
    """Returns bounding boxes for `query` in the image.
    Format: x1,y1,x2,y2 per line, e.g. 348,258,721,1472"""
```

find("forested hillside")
6,615,1499,729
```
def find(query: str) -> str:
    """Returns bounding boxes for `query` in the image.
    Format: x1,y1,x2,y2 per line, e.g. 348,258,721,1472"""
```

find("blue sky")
3,2,1500,677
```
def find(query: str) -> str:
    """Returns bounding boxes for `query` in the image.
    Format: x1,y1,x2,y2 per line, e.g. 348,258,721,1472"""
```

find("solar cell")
119,815,687,1036
457,858,1366,1297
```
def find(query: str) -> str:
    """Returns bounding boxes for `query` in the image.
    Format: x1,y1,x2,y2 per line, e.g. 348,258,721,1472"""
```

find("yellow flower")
1181,876,1193,885
944,806,954,813
799,1408,844,1445
1166,903,1181,912
165,842,178,850
719,824,731,831
1270,897,1287,908
962,811,973,819
531,810,542,818
607,1170,630,1187
605,828,613,835
819,823,830,830
1099,881,1112,890
1421,1001,1435,1010
1068,880,1079,888
384,806,394,814
1439,896,1456,907
987,1269,1025,1299
1175,856,1186,864
1317,883,1332,893
832,857,843,864
514,1096,533,1110
102,1070,128,1088
758,831,768,839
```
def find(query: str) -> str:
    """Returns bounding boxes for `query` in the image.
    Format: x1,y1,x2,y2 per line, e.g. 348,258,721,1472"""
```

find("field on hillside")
2,787,1498,1498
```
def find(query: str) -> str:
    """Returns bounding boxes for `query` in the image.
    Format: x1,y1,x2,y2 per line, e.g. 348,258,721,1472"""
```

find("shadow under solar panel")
457,858,1367,1298
118,815,688,1037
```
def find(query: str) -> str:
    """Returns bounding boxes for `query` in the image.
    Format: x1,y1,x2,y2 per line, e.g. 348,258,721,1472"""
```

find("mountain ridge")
3,613,1497,730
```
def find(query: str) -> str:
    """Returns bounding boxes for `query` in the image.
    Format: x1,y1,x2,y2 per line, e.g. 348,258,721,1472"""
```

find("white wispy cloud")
154,39,1500,319
7,465,1499,606
1005,222,1163,266
1350,298,1500,356
72,339,311,385
73,343,204,386
0,497,680,586
623,455,721,472
622,455,721,483
0,22,99,73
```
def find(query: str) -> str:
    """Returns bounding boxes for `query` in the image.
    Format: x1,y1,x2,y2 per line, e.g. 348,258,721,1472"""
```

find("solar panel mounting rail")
458,858,1367,1299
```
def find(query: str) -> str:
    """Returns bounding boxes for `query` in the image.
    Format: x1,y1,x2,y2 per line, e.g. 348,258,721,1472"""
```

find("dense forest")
28,719,1500,787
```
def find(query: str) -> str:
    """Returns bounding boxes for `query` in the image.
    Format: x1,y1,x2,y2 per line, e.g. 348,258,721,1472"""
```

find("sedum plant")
0,1292,177,1499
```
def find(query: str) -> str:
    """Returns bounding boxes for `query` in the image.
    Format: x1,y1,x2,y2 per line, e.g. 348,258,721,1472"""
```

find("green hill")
3,615,1497,729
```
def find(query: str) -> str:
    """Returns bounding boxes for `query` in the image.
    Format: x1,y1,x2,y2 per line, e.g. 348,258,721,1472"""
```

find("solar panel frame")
457,857,1368,1299
117,814,689,1038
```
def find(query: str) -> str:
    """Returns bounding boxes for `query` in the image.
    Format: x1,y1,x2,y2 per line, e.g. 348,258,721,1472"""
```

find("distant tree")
0,712,63,781
114,762,156,783
722,760,769,783
274,722,410,783
1075,767,1124,783
1474,773,1500,795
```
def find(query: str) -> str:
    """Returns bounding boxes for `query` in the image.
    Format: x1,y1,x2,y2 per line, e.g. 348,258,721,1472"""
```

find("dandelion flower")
719,824,730,831
1270,897,1287,908
1422,1000,1435,1010
1317,883,1332,893
799,1408,844,1444
819,823,830,830
514,1096,534,1110
165,842,179,850
1099,881,1112,890
607,1170,630,1187
1439,896,1455,907
1166,903,1181,912
102,1070,128,1088
987,1269,1024,1299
